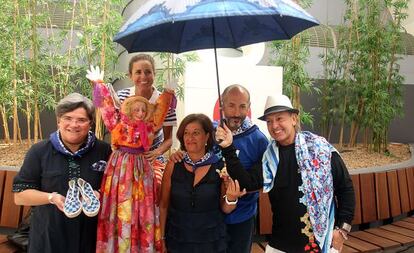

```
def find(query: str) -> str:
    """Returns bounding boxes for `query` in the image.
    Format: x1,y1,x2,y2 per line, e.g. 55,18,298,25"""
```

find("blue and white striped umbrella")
114,0,319,120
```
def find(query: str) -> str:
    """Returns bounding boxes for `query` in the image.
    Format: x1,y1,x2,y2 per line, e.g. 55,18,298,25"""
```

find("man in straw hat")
215,94,355,253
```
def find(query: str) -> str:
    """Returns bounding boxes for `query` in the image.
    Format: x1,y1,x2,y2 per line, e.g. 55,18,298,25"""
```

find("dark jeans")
226,216,255,253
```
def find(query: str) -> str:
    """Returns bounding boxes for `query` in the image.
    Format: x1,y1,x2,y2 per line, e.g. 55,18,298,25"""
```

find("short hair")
55,93,95,122
176,113,214,152
128,54,156,74
221,84,251,104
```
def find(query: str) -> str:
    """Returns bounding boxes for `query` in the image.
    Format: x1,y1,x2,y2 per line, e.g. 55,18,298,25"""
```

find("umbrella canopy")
114,0,319,122
114,0,319,54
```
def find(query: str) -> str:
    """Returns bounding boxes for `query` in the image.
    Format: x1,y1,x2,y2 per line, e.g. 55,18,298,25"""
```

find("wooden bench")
343,167,414,252
0,168,30,252
257,167,414,252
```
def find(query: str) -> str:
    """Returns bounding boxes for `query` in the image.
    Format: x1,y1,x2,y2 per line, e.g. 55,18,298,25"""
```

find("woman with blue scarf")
216,94,355,253
159,113,246,253
12,93,112,253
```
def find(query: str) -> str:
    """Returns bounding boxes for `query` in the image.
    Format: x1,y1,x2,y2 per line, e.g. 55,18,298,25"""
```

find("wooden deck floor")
0,235,20,253
0,236,266,253
251,241,267,253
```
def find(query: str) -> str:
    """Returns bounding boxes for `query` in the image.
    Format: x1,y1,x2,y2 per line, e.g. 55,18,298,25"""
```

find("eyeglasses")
60,116,90,126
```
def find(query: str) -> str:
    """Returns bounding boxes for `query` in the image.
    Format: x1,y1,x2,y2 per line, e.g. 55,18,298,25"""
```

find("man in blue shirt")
215,84,268,253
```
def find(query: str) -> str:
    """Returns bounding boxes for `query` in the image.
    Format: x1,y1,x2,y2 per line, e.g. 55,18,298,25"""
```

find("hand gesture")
225,178,246,202
331,229,345,252
215,123,233,148
169,150,185,163
86,65,104,83
164,78,177,91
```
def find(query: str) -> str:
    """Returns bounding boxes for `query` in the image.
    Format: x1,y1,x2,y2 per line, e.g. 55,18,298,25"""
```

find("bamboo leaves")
0,0,125,142
320,0,408,152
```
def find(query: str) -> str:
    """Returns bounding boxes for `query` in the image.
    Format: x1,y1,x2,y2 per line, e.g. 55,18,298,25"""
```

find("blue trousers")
226,216,255,253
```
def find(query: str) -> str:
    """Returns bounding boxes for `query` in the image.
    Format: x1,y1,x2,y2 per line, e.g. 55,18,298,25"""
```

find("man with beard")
216,94,355,252
214,84,269,253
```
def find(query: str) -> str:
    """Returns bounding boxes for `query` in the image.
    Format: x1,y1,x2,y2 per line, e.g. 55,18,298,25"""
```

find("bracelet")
223,195,238,205
335,226,349,240
48,192,57,204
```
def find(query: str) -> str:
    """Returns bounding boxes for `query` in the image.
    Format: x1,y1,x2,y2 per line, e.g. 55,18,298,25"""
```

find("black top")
13,139,112,253
222,143,355,252
166,161,226,253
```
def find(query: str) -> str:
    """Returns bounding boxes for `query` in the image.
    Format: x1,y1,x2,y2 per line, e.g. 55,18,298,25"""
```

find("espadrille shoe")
63,179,82,218
77,178,100,217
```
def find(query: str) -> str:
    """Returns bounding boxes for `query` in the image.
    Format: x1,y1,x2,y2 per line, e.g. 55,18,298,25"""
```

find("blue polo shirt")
213,123,268,224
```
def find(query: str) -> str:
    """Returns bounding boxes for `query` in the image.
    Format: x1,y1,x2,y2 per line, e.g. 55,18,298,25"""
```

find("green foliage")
0,0,126,139
154,52,199,100
268,0,315,127
319,0,408,152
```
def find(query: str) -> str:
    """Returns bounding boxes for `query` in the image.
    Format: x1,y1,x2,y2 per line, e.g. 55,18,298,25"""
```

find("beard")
225,116,245,131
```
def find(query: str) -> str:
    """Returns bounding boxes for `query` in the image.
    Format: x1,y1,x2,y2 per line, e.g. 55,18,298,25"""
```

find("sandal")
63,180,82,218
77,178,100,217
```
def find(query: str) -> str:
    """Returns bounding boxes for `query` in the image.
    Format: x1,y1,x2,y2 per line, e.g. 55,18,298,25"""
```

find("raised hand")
215,123,233,148
86,65,104,83
164,78,177,91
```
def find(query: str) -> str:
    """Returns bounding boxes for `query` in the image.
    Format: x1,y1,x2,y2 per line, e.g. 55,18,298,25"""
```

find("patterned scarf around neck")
262,131,336,253
50,130,96,157
183,151,219,171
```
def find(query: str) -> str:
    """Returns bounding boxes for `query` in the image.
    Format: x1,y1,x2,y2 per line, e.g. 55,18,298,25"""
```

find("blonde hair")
121,96,154,122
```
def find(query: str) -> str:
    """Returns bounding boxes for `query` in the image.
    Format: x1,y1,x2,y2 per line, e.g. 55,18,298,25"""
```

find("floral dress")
93,82,173,253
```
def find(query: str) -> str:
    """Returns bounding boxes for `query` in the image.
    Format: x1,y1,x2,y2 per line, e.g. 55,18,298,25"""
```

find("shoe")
63,180,82,218
77,178,100,217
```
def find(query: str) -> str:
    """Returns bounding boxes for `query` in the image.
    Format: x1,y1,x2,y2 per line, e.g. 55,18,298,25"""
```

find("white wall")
178,44,283,147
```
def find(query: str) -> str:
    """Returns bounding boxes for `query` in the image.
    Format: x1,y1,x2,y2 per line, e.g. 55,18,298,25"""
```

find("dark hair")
55,93,95,122
128,54,155,74
176,113,215,152
222,84,251,104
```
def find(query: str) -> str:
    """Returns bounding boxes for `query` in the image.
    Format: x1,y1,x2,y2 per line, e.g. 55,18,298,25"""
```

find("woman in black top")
13,93,112,253
159,114,245,253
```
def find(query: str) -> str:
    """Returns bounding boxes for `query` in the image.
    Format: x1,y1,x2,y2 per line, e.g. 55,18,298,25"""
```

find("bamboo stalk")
24,71,31,143
63,0,78,96
45,2,58,100
38,110,43,140
12,0,19,144
30,0,39,143
0,105,10,144
95,0,110,140
26,99,31,145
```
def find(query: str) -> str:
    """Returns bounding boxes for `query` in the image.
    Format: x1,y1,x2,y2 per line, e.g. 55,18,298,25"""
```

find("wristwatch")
48,192,57,204
338,222,352,233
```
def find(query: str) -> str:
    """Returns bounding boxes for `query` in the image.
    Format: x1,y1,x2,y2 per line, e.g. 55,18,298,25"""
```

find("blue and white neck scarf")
262,131,337,253
50,130,96,157
183,151,220,171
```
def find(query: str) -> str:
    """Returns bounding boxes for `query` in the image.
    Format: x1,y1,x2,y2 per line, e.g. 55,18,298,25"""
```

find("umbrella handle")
215,119,227,144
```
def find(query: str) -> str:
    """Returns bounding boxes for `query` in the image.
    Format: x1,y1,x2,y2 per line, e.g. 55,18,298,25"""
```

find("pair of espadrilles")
63,178,100,218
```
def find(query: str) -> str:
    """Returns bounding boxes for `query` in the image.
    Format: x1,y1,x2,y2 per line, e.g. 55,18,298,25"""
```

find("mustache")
227,117,243,122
